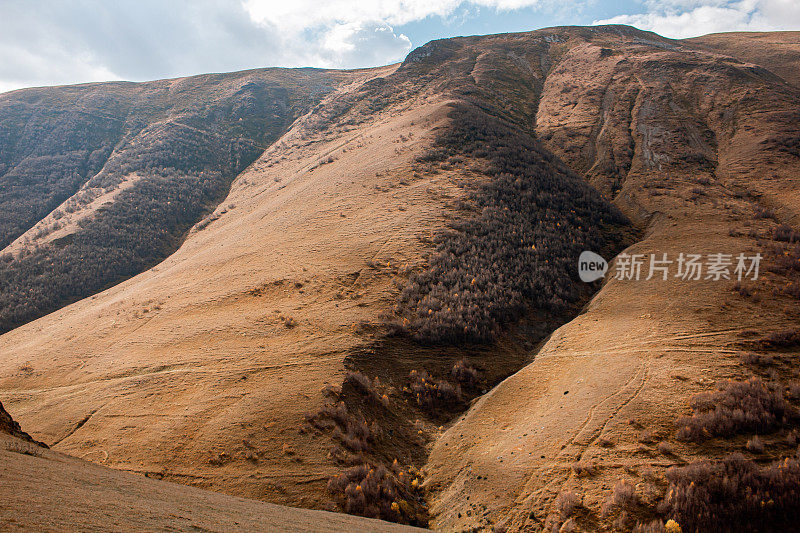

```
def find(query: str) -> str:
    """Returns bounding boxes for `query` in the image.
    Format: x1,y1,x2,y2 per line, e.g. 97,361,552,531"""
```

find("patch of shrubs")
740,352,774,367
333,416,382,454
327,461,427,526
745,435,764,453
773,224,800,243
766,242,800,277
676,378,789,441
760,328,800,349
764,241,800,299
393,103,630,344
0,170,228,333
305,401,381,454
344,371,389,407
753,206,775,220
602,481,638,516
659,453,800,533
450,360,479,389
0,71,347,333
407,369,463,412
545,490,582,532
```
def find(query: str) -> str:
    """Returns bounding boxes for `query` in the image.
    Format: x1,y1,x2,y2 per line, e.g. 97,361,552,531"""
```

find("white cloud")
320,21,413,66
239,0,550,69
2,0,796,94
593,0,800,38
0,0,551,93
242,0,545,29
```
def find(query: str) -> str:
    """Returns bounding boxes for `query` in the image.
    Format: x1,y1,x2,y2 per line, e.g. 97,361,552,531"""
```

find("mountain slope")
0,28,632,524
0,403,420,532
1,26,799,533
425,28,800,531
0,70,454,510
0,67,365,333
686,31,800,87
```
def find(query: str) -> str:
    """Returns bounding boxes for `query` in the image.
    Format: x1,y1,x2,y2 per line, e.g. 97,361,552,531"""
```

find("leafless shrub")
753,206,775,219
305,401,349,431
774,224,800,243
306,398,383,454
344,371,389,406
613,511,633,531
739,352,773,366
639,428,658,444
450,360,479,389
554,491,580,518
676,378,788,441
745,435,764,453
332,416,382,453
732,282,751,297
761,328,800,349
657,441,674,456
602,481,637,516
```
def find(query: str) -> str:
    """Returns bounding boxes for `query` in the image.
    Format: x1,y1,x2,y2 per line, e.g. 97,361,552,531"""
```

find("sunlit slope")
0,67,458,508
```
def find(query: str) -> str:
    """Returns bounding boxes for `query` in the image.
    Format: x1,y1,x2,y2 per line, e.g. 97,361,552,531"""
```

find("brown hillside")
1,395,421,531
0,400,43,445
1,26,800,532
425,29,800,531
0,65,458,511
0,431,421,532
686,31,800,87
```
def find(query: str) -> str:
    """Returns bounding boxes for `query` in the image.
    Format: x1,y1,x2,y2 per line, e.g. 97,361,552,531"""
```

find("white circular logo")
578,251,607,282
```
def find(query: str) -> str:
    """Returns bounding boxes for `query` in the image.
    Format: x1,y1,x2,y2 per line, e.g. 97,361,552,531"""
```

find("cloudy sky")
1,0,799,93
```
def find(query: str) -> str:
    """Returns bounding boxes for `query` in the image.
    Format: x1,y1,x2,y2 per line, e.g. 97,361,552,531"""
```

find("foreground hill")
1,26,799,532
0,403,419,531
